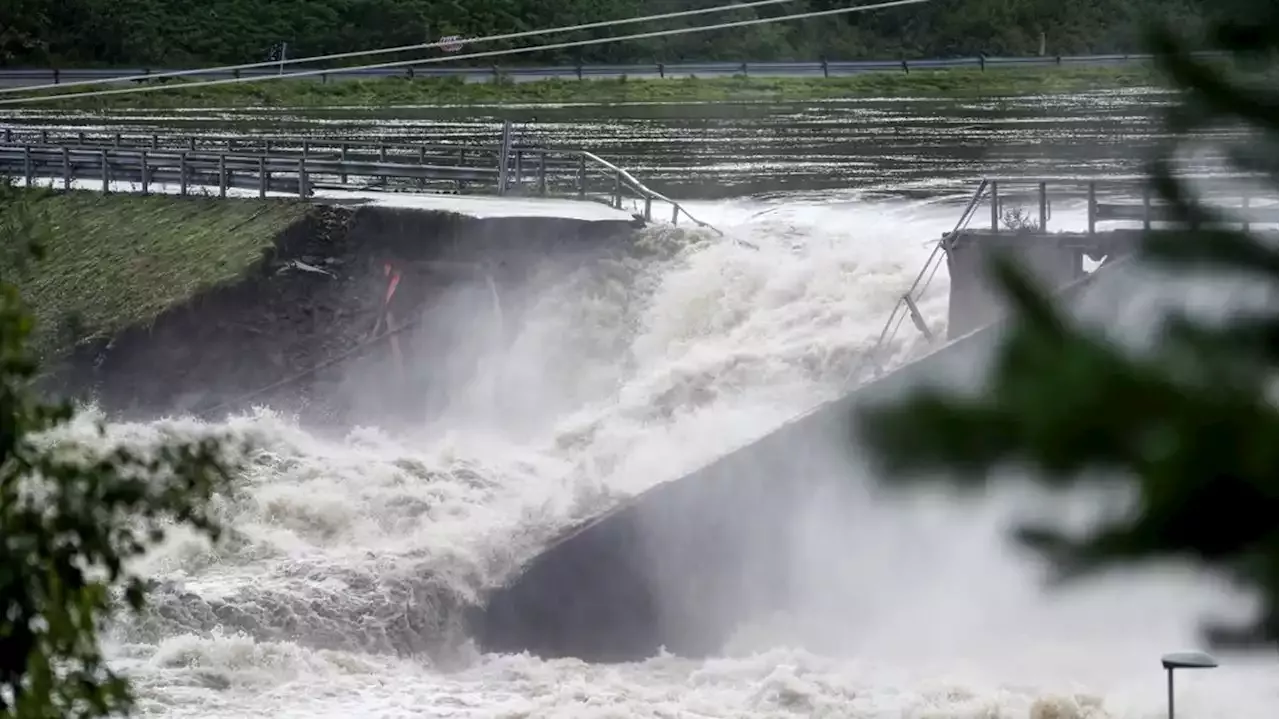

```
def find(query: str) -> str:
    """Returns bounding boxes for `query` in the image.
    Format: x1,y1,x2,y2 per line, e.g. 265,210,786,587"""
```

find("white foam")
55,192,1274,718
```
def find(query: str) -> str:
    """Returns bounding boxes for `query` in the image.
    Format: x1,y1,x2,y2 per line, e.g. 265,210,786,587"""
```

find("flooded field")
1,88,1201,200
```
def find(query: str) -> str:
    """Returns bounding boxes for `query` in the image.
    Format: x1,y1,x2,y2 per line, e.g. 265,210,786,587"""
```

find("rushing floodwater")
4,91,1277,718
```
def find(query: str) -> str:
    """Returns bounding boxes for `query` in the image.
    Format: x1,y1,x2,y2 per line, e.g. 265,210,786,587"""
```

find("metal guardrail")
0,52,1226,88
0,126,718,231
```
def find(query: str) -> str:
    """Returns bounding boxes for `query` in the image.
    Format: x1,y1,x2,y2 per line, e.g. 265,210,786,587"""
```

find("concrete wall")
470,259,1122,662
945,231,1085,339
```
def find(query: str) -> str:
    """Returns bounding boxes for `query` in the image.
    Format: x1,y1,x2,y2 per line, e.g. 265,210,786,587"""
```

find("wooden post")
62,147,71,190
259,156,267,198
990,180,999,231
219,154,228,198
179,152,188,195
141,150,150,194
100,150,109,193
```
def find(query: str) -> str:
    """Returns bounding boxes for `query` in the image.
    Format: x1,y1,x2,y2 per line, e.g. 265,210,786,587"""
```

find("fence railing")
978,175,1279,234
0,52,1230,87
0,125,719,231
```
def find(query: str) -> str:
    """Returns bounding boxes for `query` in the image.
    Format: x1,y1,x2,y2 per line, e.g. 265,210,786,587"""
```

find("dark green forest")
2,0,1216,68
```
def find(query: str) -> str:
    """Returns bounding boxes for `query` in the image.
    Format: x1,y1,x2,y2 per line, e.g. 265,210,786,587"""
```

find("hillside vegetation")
3,0,1217,68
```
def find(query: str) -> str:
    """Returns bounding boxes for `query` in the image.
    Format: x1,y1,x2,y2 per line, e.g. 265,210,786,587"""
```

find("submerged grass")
22,66,1167,110
3,189,309,357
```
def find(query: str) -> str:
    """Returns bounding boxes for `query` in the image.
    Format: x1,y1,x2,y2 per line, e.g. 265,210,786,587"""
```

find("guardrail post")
188,136,196,151
658,62,665,78
378,144,387,185
179,151,189,195
990,180,999,231
644,195,652,222
1143,185,1152,230
113,133,121,148
456,147,466,191
340,143,349,184
3,128,11,143
151,134,159,149
514,150,524,193
22,146,32,187
979,55,986,71
53,68,60,85
99,150,109,194
218,154,228,198
901,59,910,74
671,203,679,225
141,150,150,194
1242,193,1251,232
538,152,547,195
576,154,586,198
740,62,748,76
498,121,512,196
40,129,49,145
302,140,310,158
298,157,309,198
1038,181,1048,231
576,64,584,80
62,147,71,190
77,131,85,145
1087,181,1097,234
613,170,622,209
821,57,830,78
259,156,267,198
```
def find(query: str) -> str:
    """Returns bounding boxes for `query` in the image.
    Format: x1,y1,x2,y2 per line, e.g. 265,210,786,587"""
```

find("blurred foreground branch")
853,5,1278,648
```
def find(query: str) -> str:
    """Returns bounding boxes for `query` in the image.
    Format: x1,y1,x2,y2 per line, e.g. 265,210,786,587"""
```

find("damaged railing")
845,179,989,385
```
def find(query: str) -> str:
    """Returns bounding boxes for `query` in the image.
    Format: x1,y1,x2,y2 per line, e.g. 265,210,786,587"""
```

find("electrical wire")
1,0,932,106
0,0,810,96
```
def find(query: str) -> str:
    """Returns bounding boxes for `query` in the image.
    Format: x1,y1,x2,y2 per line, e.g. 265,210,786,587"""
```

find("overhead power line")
0,0,932,106
0,0,808,96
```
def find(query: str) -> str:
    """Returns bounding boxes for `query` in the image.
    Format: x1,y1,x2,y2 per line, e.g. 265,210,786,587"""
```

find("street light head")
1161,651,1219,670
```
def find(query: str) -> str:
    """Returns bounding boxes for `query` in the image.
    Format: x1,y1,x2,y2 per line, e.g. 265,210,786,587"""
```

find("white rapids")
59,194,1274,718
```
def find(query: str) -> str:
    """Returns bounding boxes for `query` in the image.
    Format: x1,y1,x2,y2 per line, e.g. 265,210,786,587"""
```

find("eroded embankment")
5,190,640,425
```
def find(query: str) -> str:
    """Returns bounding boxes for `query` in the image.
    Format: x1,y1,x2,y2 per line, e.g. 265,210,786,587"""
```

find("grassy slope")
33,66,1165,110
4,190,310,357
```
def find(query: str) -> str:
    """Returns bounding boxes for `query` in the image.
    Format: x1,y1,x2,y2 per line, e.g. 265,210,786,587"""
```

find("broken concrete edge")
34,198,644,422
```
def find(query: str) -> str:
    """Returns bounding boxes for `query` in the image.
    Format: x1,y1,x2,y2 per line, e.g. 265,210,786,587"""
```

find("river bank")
11,66,1163,110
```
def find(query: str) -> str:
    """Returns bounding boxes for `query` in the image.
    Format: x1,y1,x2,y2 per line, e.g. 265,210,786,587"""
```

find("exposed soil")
44,202,641,429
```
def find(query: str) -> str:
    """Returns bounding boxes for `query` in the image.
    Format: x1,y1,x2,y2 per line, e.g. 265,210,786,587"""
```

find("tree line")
3,0,1215,68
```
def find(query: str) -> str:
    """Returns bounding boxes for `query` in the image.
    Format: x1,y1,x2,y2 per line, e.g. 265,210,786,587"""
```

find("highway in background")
0,54,1168,90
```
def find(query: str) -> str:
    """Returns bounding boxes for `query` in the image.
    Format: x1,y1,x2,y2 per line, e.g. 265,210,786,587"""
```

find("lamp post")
1161,651,1218,719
